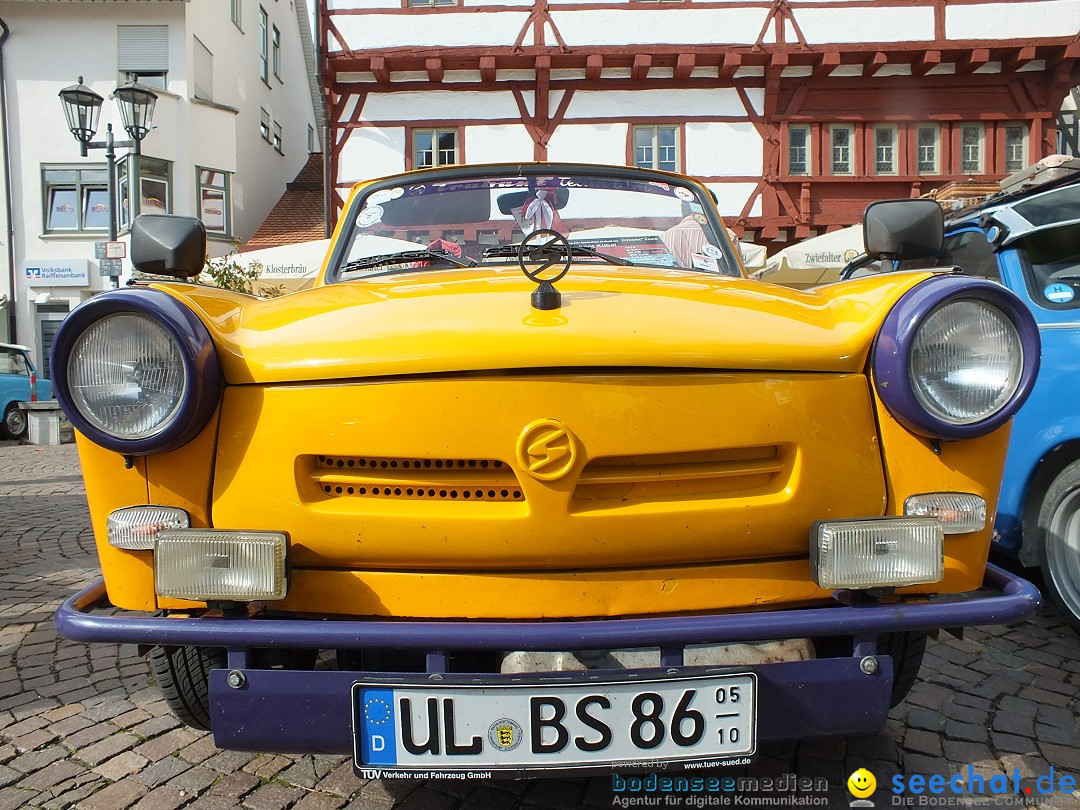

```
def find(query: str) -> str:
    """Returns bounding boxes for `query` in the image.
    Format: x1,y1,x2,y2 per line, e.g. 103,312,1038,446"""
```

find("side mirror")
863,199,943,262
131,214,206,278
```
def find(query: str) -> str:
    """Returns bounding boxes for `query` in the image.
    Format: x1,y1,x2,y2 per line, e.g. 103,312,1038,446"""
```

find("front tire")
147,645,226,731
1037,460,1080,632
879,631,927,708
1,404,26,440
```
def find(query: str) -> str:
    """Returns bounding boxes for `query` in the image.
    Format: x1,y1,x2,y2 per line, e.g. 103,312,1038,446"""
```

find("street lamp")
58,76,158,284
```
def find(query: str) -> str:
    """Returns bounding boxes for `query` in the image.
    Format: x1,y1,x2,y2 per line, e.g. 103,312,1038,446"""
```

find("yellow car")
54,164,1041,777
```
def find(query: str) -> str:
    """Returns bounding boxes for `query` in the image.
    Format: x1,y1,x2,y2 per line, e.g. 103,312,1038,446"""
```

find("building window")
633,125,679,173
41,165,110,234
193,37,213,102
259,7,269,83
874,126,897,174
830,124,854,175
273,122,283,153
1005,124,1027,173
787,125,810,176
231,0,242,28
961,124,984,174
413,129,458,169
408,0,456,6
272,26,281,79
307,124,315,153
260,109,271,142
117,156,172,231
117,25,169,90
916,124,939,174
197,168,231,237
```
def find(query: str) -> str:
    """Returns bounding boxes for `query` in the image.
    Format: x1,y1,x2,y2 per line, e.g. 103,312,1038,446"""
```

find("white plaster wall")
0,2,189,349
946,1,1080,40
187,0,319,244
707,183,761,218
545,124,628,165
565,89,753,120
793,6,935,43
685,123,762,177
338,128,407,183
362,91,522,122
551,9,767,47
330,13,531,49
464,125,536,164
0,0,319,350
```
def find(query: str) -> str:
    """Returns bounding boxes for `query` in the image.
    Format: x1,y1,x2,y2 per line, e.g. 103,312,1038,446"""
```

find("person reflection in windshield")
662,203,709,267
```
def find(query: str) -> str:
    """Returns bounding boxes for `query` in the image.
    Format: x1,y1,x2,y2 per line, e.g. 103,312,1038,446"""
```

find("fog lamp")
107,506,189,550
155,530,287,601
904,493,986,534
811,517,944,589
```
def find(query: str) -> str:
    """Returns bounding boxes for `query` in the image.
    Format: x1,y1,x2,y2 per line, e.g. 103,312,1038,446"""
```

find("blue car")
0,343,52,440
844,158,1080,630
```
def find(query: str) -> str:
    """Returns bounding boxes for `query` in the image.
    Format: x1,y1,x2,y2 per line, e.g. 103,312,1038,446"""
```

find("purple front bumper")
55,564,1039,756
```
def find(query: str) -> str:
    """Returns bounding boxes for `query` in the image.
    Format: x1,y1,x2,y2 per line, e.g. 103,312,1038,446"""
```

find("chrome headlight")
874,277,1039,439
51,289,222,454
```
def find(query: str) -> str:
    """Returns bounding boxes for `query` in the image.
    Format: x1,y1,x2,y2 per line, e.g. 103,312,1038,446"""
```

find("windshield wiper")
340,249,477,275
483,242,632,267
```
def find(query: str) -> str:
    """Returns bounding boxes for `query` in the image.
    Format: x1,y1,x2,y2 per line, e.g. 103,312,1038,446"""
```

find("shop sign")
23,259,90,287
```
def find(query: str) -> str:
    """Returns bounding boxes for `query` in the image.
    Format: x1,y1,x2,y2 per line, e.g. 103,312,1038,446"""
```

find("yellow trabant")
54,163,1040,777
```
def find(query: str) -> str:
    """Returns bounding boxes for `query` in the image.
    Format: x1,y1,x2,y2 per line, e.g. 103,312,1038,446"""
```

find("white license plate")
352,673,756,774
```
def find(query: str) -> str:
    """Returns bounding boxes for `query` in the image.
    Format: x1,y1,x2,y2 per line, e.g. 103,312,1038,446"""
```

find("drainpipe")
0,18,15,343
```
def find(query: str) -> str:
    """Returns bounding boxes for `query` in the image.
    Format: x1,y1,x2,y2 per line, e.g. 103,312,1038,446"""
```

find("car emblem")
518,229,571,311
516,419,578,481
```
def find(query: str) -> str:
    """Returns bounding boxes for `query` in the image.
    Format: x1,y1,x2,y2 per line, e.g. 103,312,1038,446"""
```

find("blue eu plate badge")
359,688,397,766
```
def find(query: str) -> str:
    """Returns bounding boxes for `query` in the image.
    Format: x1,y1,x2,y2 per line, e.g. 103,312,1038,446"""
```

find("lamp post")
58,76,157,285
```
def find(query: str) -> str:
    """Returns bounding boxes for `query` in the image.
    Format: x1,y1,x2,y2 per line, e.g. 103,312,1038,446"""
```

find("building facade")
0,0,320,361
319,0,1080,245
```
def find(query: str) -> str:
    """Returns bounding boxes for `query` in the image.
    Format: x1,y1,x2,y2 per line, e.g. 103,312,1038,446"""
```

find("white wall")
545,124,628,165
338,127,407,183
0,0,319,353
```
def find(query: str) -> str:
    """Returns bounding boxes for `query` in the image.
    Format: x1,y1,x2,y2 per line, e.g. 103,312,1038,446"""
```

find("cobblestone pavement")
0,441,1077,809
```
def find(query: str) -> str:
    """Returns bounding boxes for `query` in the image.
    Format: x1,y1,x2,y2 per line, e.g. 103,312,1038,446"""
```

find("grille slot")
310,455,524,502
573,445,790,505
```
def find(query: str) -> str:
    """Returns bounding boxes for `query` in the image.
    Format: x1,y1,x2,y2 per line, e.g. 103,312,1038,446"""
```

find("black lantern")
113,80,158,143
58,76,104,145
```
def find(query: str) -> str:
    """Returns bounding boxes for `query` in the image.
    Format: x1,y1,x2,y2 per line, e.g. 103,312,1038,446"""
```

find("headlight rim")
51,289,222,455
873,275,1040,440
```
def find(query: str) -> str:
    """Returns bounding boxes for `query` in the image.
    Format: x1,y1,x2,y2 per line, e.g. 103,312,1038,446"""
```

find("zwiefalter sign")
23,259,90,287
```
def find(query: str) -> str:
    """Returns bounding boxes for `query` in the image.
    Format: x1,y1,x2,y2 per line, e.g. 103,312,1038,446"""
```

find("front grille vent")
308,455,524,502
573,445,790,506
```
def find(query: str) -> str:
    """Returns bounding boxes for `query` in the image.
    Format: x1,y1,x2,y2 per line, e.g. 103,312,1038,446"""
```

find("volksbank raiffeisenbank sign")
24,259,90,287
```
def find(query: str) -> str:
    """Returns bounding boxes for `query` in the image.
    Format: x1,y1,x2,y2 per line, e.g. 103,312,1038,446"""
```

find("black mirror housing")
131,214,206,278
863,199,944,262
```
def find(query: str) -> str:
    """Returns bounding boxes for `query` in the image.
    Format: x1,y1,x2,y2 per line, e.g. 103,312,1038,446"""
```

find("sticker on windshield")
674,187,695,202
701,244,723,260
1045,283,1075,303
692,254,720,273
689,203,704,214
356,205,384,228
367,187,404,206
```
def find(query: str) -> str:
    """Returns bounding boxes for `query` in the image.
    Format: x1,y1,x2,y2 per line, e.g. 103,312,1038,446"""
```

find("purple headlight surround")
873,275,1040,440
50,289,222,455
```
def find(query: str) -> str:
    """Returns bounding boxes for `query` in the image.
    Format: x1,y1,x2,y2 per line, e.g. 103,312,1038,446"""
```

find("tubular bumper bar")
56,564,1040,651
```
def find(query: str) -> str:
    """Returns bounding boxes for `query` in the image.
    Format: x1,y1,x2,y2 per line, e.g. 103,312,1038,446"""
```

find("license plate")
352,672,756,775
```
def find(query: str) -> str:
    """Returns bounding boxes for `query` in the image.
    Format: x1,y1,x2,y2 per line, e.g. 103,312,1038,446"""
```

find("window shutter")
117,25,170,72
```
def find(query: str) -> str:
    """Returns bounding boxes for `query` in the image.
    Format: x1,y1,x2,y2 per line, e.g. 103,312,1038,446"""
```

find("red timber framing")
319,0,1080,242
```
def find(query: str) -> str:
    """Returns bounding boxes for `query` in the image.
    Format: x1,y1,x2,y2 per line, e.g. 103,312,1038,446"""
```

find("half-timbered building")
319,0,1080,245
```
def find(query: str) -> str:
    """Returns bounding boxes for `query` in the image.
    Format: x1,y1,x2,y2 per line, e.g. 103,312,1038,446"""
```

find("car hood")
150,267,935,384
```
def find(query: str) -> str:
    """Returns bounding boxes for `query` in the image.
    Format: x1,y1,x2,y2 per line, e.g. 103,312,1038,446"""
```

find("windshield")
330,169,740,281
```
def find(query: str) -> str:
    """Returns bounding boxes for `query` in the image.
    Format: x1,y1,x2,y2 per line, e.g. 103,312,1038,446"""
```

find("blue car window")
0,349,28,376
1020,222,1080,309
941,230,1000,281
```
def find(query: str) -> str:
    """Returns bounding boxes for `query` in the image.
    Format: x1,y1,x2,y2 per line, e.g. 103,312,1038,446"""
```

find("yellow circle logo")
516,419,578,481
848,768,877,798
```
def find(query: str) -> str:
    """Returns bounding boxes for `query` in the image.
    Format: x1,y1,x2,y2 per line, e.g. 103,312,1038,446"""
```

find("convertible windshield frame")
324,163,742,284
